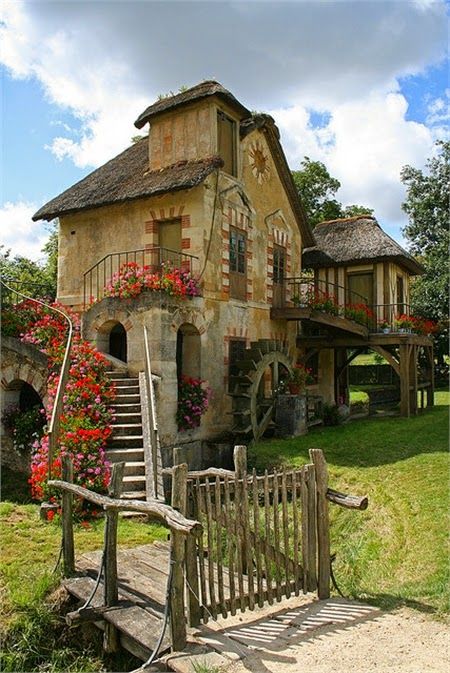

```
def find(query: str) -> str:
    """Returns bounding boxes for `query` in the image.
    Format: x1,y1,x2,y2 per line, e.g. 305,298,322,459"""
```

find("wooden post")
174,448,201,627
309,449,330,599
428,343,435,408
233,445,248,574
411,344,418,415
170,461,188,651
103,462,124,653
399,343,411,417
61,455,75,577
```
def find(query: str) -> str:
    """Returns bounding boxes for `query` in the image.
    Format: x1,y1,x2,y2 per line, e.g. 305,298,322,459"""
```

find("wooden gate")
169,445,367,628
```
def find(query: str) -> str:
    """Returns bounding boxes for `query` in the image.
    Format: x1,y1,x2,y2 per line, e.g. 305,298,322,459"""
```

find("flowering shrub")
344,303,374,324
104,261,201,300
394,314,438,335
4,300,114,513
289,363,314,390
307,289,339,315
1,404,45,453
176,375,210,432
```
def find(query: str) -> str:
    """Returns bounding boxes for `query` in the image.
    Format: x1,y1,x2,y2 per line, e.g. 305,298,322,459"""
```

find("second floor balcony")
83,247,200,308
271,276,436,340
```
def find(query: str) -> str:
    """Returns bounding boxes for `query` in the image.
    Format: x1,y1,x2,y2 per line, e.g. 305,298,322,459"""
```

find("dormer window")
217,111,237,176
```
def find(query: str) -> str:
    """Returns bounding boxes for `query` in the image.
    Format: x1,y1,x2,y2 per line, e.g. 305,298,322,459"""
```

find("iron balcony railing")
278,276,414,333
83,246,199,308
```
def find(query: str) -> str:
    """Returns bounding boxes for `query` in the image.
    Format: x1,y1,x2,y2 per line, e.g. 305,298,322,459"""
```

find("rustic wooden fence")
166,445,368,628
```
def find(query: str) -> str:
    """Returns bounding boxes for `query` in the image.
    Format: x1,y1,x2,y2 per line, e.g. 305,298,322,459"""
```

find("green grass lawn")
249,389,449,617
0,470,167,672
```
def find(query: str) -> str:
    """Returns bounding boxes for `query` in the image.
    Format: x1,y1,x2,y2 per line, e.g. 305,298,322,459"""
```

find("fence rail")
83,246,199,307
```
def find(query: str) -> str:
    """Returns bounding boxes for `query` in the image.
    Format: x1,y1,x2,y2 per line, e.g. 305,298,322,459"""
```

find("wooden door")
158,219,182,264
273,245,286,307
347,272,373,306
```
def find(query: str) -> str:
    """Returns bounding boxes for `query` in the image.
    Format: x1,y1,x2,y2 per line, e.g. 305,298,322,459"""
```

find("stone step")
122,474,147,491
112,403,142,413
122,461,146,477
113,412,142,422
120,490,146,500
113,384,140,393
109,434,144,448
112,378,140,387
106,447,145,463
106,370,129,379
111,423,143,436
114,394,141,405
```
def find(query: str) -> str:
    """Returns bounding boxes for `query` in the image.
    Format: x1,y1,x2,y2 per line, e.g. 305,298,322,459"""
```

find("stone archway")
96,320,128,362
176,323,201,380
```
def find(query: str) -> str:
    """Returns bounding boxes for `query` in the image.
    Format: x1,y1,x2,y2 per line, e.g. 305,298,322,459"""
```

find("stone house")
32,81,433,479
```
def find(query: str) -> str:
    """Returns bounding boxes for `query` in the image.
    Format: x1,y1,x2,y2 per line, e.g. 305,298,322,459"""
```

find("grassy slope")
0,472,167,672
249,390,449,616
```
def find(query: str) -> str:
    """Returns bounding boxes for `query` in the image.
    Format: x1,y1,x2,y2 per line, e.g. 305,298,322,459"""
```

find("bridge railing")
49,457,201,652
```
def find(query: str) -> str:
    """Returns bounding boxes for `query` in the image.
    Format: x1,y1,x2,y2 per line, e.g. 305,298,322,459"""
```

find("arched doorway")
176,323,201,380
109,323,127,362
1,380,45,471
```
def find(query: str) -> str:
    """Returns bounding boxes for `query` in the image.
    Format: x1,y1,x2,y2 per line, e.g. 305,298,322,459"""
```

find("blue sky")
1,0,448,262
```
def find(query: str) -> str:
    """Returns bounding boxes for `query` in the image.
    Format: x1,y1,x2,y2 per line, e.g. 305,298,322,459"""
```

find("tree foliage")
0,222,58,299
292,157,373,227
401,140,449,362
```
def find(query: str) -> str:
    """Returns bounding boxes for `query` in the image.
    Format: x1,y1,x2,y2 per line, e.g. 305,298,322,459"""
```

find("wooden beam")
170,462,188,651
326,488,368,510
61,455,75,577
371,345,400,377
399,344,411,417
103,461,124,653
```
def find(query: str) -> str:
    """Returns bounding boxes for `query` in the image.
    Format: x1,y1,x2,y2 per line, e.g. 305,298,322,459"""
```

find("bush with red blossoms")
104,261,201,300
2,300,115,514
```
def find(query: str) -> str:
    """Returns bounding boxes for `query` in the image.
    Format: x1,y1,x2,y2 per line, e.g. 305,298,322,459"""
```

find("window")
229,227,247,300
217,111,237,176
228,338,247,391
158,218,182,254
273,244,286,307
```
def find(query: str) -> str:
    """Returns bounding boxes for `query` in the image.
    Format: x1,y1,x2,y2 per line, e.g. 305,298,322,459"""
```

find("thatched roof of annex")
302,215,423,275
134,80,251,129
32,138,223,221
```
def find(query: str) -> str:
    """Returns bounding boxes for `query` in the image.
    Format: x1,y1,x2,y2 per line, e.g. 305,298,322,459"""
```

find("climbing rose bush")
3,300,115,511
104,261,201,300
176,375,211,432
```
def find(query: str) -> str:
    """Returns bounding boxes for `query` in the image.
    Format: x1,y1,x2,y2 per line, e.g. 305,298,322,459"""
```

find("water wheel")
230,339,293,441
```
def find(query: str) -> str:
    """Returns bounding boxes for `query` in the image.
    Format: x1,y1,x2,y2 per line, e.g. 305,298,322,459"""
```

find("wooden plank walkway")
65,541,173,661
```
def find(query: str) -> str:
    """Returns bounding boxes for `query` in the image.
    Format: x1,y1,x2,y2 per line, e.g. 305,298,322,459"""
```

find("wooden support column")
61,455,75,577
234,445,248,574
309,449,330,599
399,343,411,417
170,455,188,651
103,462,124,653
410,344,418,415
428,344,435,408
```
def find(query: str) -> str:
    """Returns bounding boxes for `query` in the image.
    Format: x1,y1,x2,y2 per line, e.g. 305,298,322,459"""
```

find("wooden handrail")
48,479,201,535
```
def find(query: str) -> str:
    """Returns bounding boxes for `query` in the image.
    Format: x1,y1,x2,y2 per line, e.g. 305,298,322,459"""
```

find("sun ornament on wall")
248,141,270,184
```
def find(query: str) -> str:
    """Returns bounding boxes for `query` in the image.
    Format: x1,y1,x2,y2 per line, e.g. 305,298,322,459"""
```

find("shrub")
176,375,210,432
104,261,201,300
322,403,344,426
1,405,45,453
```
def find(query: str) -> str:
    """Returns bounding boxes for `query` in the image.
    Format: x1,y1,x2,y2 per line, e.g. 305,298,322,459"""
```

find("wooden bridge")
51,446,368,666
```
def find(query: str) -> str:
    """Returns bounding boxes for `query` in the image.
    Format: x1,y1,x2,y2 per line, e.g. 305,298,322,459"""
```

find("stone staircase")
106,370,147,500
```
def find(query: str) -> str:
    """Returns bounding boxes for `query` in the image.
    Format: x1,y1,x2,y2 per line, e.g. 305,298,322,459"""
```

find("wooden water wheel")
230,339,293,441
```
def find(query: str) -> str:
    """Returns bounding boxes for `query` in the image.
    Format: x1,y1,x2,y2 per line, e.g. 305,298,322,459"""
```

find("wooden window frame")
228,338,247,391
217,110,237,177
229,226,247,301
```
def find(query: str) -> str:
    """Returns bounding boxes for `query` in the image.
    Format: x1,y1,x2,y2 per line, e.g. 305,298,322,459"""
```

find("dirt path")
226,606,449,673
190,597,449,673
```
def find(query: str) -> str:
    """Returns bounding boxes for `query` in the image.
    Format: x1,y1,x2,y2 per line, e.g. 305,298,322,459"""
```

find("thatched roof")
33,138,222,221
134,80,251,129
302,216,423,275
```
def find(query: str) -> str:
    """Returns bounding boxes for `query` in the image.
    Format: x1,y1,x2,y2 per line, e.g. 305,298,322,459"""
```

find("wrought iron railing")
83,247,199,307
0,279,74,477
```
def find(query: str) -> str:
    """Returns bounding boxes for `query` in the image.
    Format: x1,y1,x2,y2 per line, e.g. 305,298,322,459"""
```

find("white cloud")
0,201,51,262
1,0,447,168
270,91,435,241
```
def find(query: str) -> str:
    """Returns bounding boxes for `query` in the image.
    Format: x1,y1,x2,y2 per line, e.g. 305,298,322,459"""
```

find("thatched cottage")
32,81,433,489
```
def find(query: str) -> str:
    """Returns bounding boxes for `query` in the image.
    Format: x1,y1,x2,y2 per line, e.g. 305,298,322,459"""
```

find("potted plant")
379,319,391,333
394,314,414,333
288,364,314,394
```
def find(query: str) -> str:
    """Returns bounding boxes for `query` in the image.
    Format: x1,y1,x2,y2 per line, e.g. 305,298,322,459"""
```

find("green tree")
401,140,449,363
292,157,373,227
0,223,58,299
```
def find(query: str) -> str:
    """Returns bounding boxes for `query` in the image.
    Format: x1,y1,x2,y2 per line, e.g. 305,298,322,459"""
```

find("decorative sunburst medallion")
248,141,270,184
